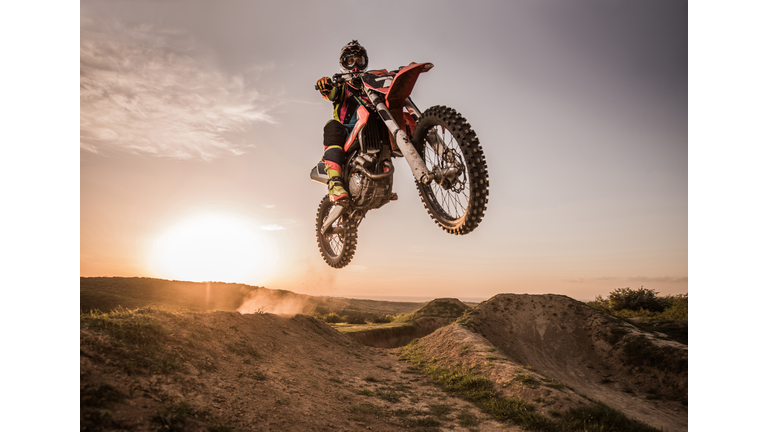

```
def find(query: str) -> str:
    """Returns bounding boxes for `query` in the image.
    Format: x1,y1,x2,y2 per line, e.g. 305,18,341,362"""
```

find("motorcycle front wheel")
315,195,358,268
412,105,489,235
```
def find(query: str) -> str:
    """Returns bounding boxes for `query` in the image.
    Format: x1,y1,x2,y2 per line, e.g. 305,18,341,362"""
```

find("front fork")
367,92,434,185
404,97,460,186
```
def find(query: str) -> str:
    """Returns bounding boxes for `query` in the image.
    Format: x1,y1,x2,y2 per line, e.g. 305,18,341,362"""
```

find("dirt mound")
80,308,509,431
413,298,469,319
419,294,687,432
343,298,469,348
409,323,594,414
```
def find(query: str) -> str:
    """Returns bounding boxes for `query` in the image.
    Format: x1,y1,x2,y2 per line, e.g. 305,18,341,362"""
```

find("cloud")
626,276,688,284
561,276,688,284
80,19,275,160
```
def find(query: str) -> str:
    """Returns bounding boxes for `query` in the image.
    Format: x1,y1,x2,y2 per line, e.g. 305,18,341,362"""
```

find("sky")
78,0,690,302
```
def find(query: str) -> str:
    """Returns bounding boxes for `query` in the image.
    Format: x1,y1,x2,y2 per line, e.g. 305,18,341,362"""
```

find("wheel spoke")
324,217,345,257
423,125,469,220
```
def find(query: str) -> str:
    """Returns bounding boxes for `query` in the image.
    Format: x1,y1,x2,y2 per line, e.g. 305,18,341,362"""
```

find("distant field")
80,276,425,317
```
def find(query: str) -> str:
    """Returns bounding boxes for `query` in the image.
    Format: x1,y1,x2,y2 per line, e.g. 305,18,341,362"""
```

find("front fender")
386,62,433,133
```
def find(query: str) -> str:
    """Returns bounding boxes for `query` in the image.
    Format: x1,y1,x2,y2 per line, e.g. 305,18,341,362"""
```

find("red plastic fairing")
385,62,433,133
362,69,392,93
344,106,370,152
367,69,390,77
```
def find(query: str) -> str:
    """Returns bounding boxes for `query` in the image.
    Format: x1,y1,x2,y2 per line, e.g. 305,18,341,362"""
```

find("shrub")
587,288,687,321
311,312,343,324
608,287,667,313
343,314,367,325
368,315,392,324
323,313,344,324
657,294,688,320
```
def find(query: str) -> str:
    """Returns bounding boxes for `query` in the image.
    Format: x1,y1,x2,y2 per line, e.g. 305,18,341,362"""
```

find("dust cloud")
237,289,312,316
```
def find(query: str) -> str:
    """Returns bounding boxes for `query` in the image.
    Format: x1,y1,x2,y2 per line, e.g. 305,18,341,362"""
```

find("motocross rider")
316,40,371,202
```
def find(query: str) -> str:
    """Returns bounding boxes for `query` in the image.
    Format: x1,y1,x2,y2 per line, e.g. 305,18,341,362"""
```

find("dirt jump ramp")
412,294,688,432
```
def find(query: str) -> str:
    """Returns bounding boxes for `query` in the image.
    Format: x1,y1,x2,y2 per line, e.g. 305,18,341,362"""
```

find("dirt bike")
310,62,489,268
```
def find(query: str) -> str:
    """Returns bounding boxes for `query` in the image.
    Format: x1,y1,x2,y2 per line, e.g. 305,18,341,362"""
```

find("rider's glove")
316,77,334,96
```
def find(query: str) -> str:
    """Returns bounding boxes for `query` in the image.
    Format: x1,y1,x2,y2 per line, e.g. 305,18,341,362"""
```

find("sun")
148,213,274,283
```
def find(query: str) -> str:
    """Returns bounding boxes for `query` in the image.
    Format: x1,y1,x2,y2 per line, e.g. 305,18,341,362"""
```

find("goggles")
343,53,367,68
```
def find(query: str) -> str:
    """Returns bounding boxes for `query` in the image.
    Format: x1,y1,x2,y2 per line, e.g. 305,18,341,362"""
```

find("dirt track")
80,295,687,431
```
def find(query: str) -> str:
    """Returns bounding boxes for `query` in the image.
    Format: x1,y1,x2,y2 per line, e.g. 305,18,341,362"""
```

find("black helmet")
339,40,368,74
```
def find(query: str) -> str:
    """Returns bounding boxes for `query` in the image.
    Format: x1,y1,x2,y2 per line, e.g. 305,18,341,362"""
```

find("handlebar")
314,72,358,90
314,65,420,90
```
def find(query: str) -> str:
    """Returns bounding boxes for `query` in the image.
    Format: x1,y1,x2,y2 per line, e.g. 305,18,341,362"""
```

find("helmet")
339,40,368,75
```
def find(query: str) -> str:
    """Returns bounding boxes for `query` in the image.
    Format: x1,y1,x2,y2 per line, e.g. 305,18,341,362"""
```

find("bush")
587,287,687,321
607,286,667,313
310,312,343,324
368,315,392,324
343,314,367,325
658,294,688,320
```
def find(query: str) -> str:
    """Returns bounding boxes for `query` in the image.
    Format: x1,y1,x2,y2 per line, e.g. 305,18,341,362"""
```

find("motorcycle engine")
348,169,373,205
345,146,393,209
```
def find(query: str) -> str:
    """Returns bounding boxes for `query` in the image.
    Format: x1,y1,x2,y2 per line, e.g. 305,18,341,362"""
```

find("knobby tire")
315,195,357,268
412,105,489,235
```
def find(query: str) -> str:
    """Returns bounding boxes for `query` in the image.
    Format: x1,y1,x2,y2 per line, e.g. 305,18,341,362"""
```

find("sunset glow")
79,0,690,301
148,213,274,283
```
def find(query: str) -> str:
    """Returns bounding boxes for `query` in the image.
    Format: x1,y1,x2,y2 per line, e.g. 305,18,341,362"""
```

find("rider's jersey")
322,82,371,128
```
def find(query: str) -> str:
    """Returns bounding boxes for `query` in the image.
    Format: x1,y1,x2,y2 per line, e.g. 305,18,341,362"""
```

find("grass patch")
543,378,567,390
81,307,184,375
622,335,687,374
514,374,540,389
401,341,663,432
402,341,550,429
428,404,454,417
557,402,663,432
377,389,402,403
457,410,480,427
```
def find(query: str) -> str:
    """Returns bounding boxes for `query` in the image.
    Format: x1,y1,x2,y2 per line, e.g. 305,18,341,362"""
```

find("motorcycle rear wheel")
315,195,358,268
412,105,489,235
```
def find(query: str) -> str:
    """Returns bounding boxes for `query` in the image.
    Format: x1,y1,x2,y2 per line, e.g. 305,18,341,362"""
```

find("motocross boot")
325,165,348,202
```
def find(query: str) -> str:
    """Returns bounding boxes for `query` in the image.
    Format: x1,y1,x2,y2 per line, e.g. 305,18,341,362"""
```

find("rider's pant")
322,120,348,173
